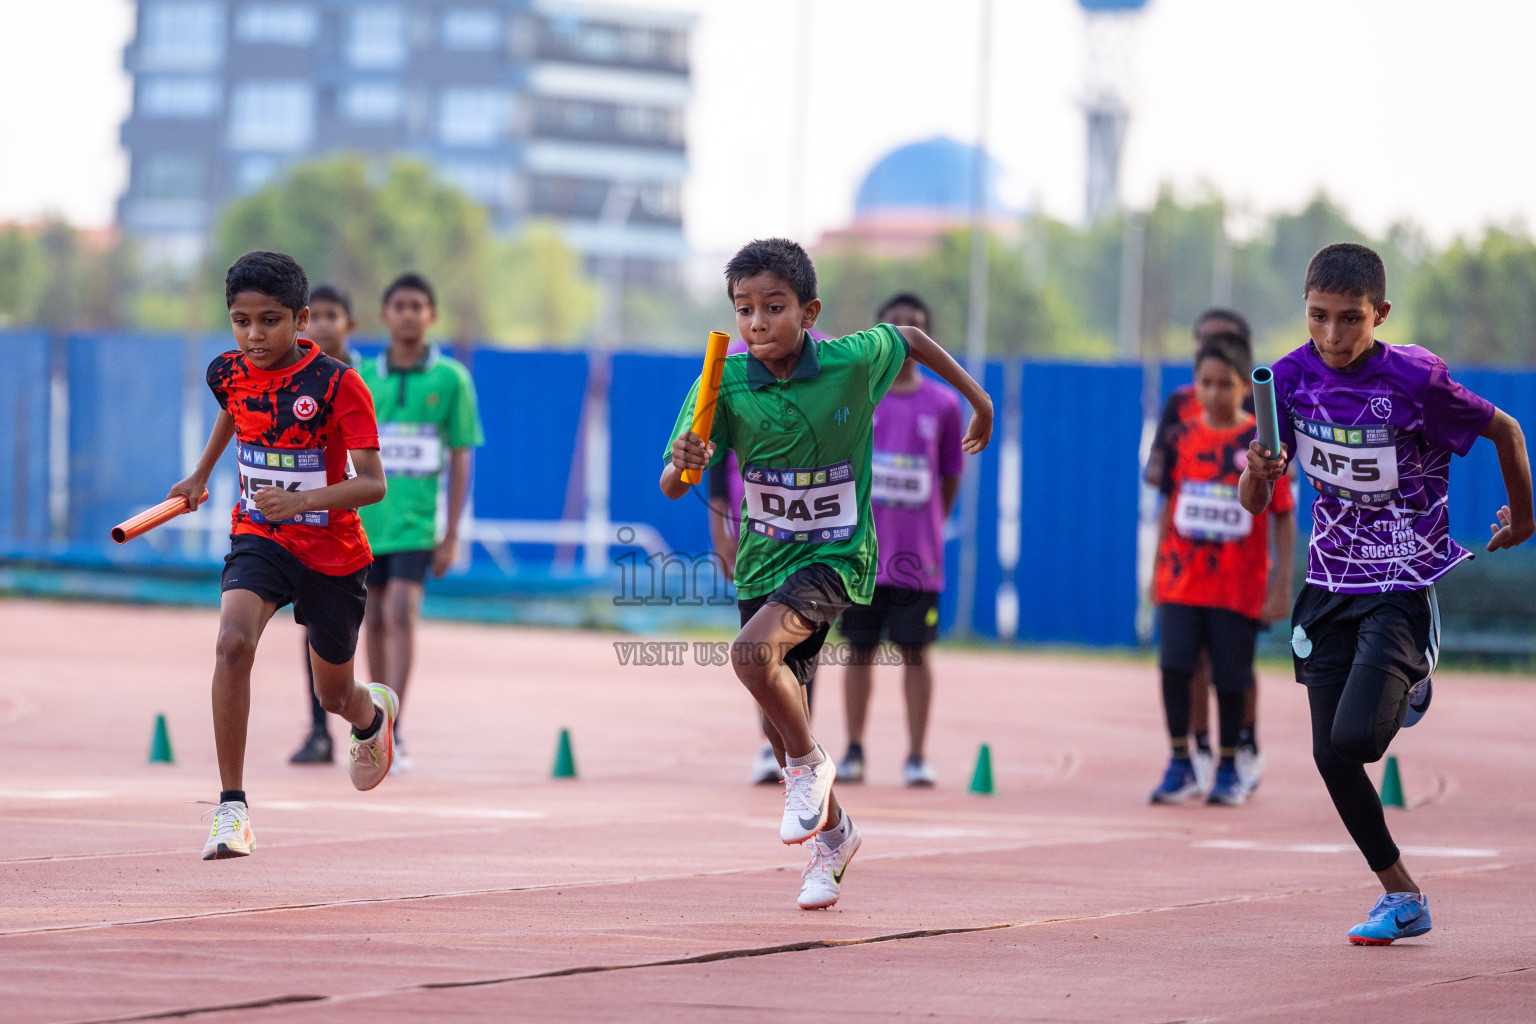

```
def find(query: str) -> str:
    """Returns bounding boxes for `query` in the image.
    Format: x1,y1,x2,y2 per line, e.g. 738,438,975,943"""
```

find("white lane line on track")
1196,839,1501,858
260,799,545,820
52,860,1531,1024
0,789,115,800
0,832,1174,939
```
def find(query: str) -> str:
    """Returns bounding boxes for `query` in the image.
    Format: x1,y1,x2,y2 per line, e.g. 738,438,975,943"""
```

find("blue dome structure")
853,137,1006,218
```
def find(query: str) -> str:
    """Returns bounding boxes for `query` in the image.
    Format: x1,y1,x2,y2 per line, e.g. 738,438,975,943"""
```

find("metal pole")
953,0,995,639
787,0,812,240
581,184,637,574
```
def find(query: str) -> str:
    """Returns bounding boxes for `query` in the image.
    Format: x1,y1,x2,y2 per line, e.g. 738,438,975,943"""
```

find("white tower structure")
1080,0,1150,222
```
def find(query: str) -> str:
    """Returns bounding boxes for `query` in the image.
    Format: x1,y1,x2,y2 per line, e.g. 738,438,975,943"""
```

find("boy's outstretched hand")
1244,440,1287,480
168,476,207,512
962,405,993,455
671,431,716,474
1487,503,1534,551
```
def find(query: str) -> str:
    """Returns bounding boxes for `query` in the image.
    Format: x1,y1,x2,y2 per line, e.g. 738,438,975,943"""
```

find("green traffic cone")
551,727,577,779
1379,754,1405,808
968,743,994,795
148,713,174,764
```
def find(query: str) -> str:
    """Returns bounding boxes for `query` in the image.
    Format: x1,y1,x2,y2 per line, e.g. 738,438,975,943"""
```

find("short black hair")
1194,307,1251,343
383,272,436,309
1304,243,1386,306
225,251,307,314
1195,332,1252,381
724,238,817,305
877,292,932,326
308,283,352,317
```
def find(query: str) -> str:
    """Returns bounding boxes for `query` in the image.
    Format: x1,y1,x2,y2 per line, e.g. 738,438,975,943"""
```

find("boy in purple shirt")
835,294,965,787
1241,243,1533,946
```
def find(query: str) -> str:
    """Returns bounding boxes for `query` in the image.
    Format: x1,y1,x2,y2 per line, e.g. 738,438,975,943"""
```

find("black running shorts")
222,534,368,666
1290,584,1440,689
1158,603,1259,694
737,563,852,688
366,548,433,588
838,585,941,648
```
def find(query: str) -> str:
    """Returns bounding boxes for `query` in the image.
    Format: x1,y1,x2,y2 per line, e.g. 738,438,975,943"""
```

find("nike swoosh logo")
832,865,847,883
799,811,824,830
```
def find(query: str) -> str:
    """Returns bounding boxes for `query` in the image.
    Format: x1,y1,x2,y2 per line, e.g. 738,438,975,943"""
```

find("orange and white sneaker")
798,815,862,909
348,683,399,791
200,801,255,860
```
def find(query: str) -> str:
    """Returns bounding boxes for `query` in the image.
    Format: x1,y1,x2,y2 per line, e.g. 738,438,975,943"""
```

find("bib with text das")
743,461,858,543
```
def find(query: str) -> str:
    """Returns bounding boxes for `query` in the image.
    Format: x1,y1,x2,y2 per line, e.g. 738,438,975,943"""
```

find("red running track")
0,599,1533,1022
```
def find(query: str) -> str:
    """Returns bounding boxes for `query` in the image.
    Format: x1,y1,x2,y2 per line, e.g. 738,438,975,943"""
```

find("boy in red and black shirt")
170,251,397,861
1151,335,1295,806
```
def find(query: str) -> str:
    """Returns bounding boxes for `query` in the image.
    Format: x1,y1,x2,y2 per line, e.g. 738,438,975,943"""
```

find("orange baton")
111,491,209,545
680,331,731,485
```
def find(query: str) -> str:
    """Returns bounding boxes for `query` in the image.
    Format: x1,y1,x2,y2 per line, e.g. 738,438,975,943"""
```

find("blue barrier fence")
4,330,1534,646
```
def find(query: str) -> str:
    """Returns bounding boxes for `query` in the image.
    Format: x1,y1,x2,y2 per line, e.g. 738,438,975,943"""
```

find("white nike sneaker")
1191,747,1214,795
200,800,255,860
780,748,834,844
798,816,862,909
349,683,399,791
903,756,937,787
1236,745,1265,797
750,740,782,785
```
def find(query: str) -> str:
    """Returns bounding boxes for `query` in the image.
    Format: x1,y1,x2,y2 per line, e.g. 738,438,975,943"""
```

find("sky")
4,0,1534,255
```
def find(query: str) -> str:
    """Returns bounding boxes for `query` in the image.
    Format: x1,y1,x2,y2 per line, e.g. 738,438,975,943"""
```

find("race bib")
236,441,329,525
379,422,442,478
1173,481,1252,542
743,461,858,543
870,451,932,508
1292,416,1400,506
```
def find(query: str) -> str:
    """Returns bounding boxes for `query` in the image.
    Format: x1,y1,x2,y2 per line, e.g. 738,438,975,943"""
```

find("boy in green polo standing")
357,273,484,770
662,238,992,909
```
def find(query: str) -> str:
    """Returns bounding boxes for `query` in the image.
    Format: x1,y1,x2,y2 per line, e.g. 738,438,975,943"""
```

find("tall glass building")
117,0,691,284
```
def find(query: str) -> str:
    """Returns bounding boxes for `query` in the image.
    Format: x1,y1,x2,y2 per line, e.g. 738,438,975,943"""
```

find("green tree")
1410,228,1536,364
213,156,492,339
485,222,597,346
0,220,133,331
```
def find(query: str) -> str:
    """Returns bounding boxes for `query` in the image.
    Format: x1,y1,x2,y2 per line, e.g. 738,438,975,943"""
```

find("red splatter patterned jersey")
1154,411,1294,620
207,339,379,575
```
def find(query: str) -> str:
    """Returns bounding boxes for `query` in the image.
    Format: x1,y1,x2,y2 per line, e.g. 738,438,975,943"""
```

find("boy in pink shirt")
835,294,965,786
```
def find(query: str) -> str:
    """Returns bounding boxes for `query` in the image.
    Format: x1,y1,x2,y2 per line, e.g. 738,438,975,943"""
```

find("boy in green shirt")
357,273,485,769
662,239,992,909
290,284,361,764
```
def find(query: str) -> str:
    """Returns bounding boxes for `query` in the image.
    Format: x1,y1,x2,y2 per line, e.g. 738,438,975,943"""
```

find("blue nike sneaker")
1206,761,1246,806
1149,757,1201,804
1402,677,1432,728
1347,891,1431,945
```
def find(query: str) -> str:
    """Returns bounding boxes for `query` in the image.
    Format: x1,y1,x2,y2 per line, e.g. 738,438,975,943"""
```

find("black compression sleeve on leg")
1331,662,1407,765
1309,682,1401,873
1216,688,1245,763
1161,668,1194,743
305,655,328,732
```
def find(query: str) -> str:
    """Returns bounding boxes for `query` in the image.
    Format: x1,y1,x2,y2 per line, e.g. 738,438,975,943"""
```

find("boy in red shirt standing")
1151,334,1294,805
170,251,396,860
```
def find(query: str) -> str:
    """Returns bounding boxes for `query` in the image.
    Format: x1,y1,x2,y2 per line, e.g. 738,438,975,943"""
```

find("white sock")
786,744,825,768
818,813,851,847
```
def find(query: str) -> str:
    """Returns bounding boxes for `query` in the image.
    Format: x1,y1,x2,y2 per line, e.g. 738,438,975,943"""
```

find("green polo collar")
745,335,821,390
375,343,441,379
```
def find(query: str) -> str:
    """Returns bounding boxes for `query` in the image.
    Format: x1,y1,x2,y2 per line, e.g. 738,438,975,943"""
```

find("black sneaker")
289,731,333,764
836,743,865,783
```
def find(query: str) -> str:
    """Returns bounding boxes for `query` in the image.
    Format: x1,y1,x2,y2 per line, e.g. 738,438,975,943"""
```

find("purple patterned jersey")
1272,341,1494,593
